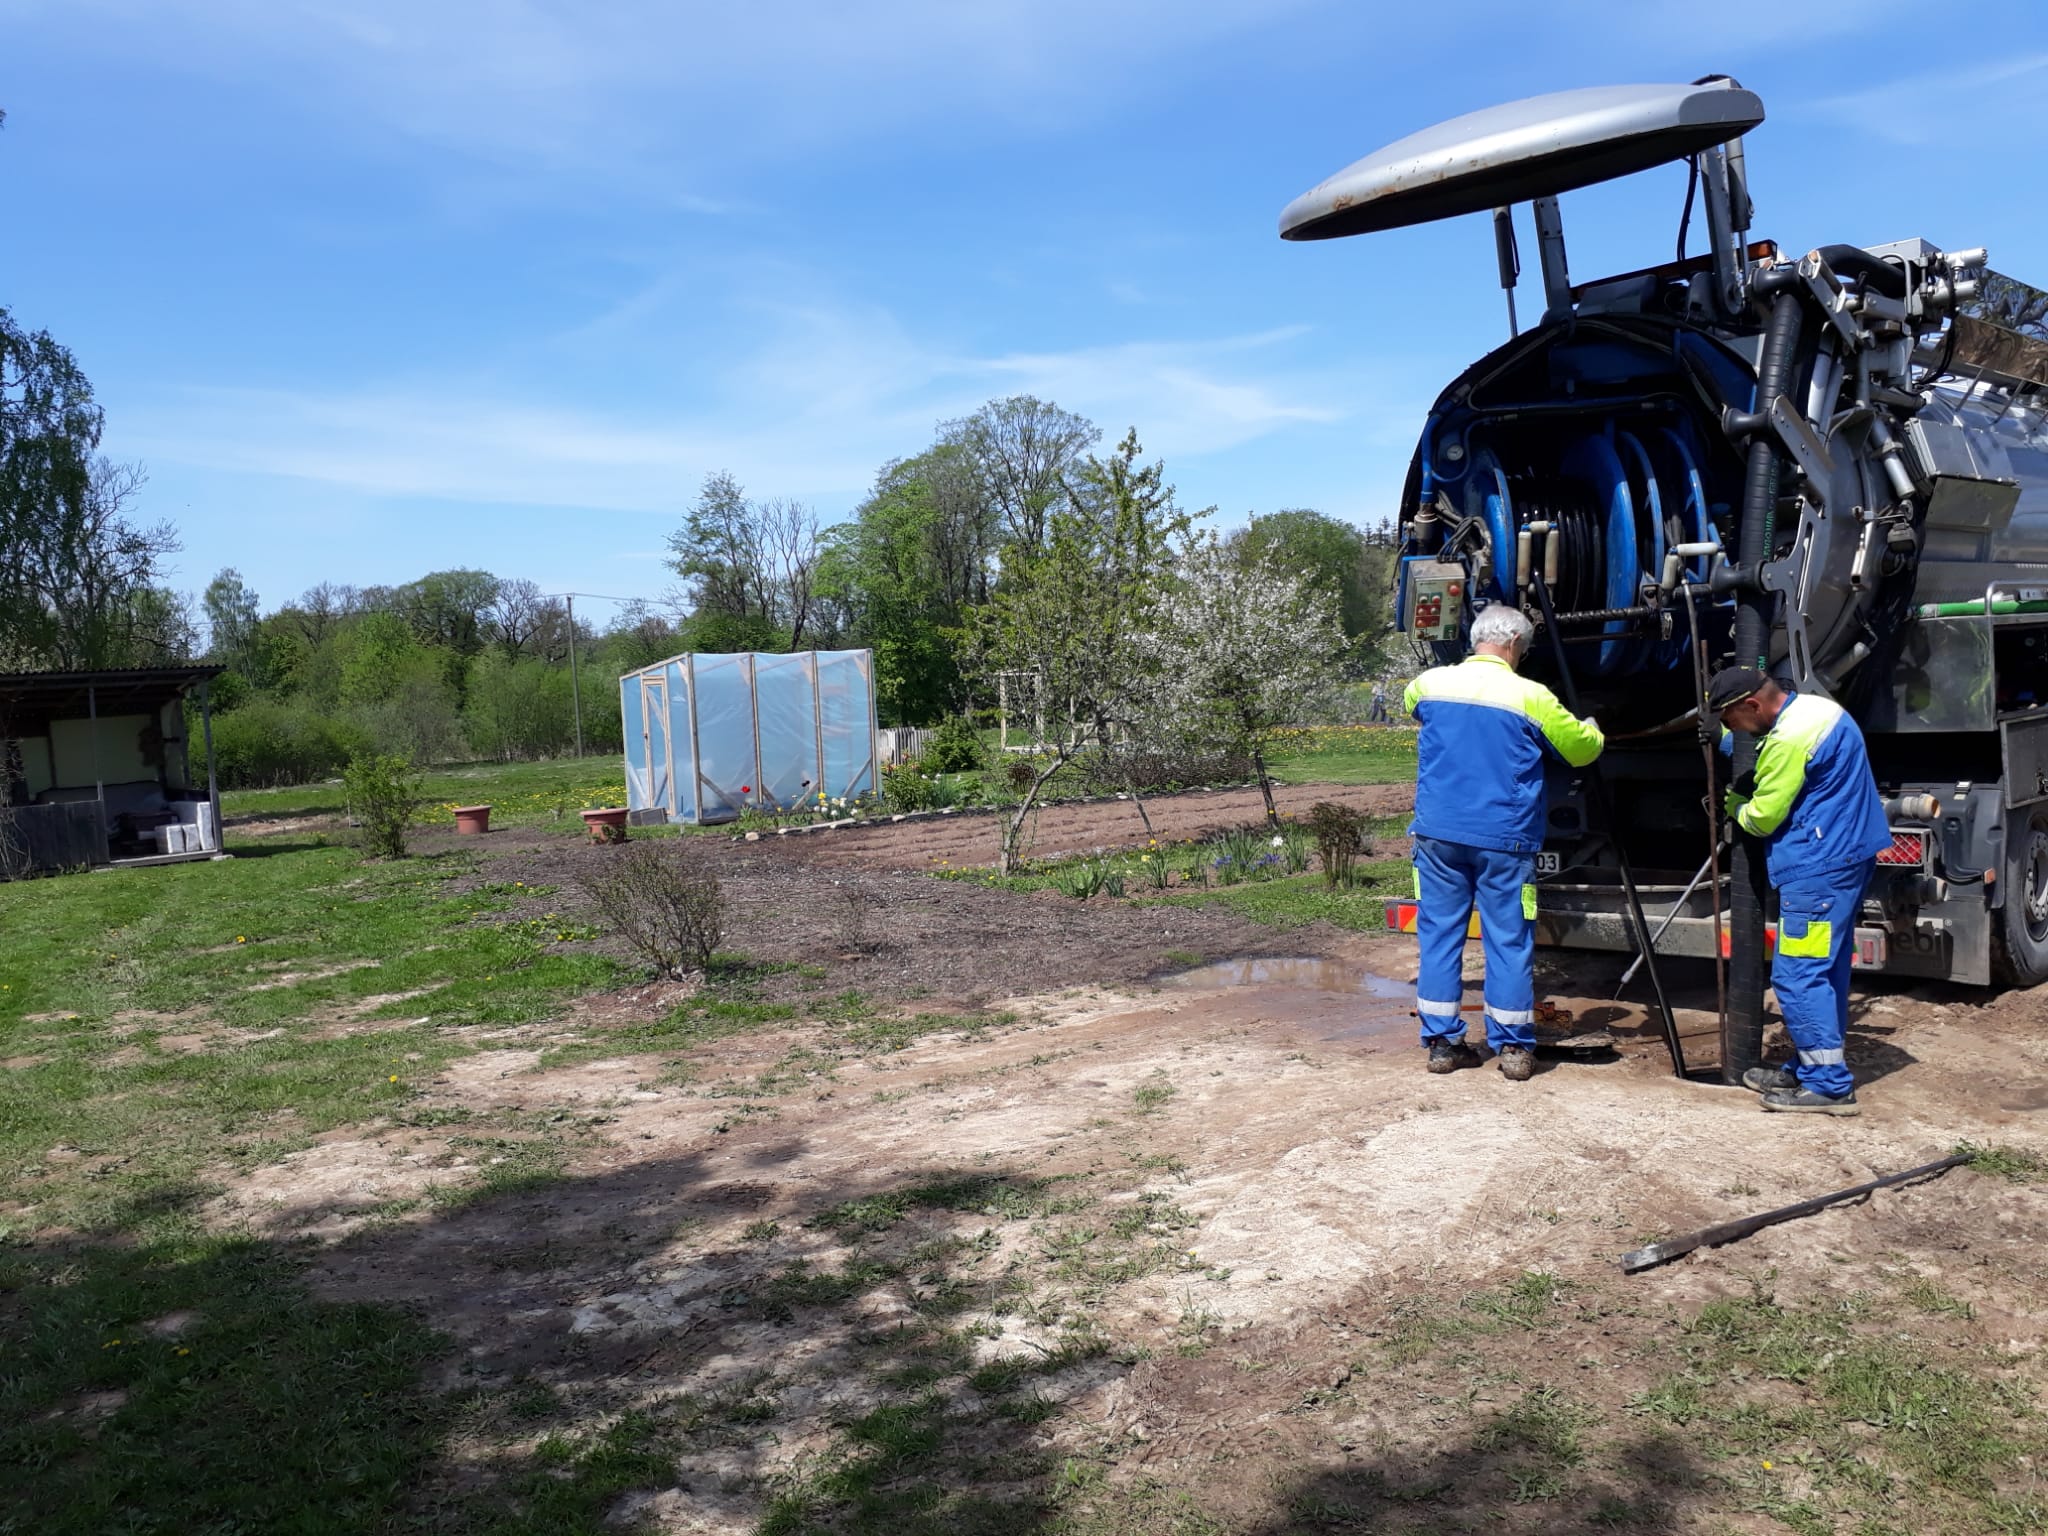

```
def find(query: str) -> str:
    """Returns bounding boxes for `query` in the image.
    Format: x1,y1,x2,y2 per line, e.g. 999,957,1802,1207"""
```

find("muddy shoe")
1742,1064,1799,1094
1426,1040,1481,1074
1759,1086,1859,1117
1496,1045,1535,1081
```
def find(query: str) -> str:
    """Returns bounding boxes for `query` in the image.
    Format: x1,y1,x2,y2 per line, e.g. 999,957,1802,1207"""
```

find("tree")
390,569,499,657
204,567,262,670
6,453,184,669
1,308,102,665
968,430,1193,873
816,445,987,723
1137,532,1348,825
486,577,570,662
1233,508,1402,676
665,472,823,647
951,395,1099,560
668,470,768,623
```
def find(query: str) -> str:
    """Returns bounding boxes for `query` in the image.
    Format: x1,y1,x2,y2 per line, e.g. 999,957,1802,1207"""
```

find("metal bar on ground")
1531,562,1688,1077
1620,1153,1974,1272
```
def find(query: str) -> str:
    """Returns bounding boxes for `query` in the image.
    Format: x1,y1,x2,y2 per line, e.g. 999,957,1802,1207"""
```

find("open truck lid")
1279,80,1765,241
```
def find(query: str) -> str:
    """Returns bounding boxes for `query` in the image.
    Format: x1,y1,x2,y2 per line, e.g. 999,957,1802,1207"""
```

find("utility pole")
566,594,584,758
546,590,652,762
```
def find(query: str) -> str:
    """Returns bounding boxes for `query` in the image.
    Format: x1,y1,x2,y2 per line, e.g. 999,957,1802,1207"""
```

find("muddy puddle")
1167,957,1408,996
1166,957,1415,1044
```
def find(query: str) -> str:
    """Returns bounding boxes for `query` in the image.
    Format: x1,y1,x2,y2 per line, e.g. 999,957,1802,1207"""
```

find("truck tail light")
1876,830,1927,867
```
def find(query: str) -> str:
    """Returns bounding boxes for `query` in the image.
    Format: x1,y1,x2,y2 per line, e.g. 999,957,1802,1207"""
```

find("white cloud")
122,304,1380,516
1808,53,2048,146
31,0,1315,184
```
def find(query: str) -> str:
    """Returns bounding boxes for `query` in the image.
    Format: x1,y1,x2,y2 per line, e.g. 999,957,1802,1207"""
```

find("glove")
1723,788,1749,823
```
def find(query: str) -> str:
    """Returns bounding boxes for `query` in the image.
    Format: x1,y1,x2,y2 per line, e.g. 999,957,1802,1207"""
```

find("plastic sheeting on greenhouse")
619,650,880,824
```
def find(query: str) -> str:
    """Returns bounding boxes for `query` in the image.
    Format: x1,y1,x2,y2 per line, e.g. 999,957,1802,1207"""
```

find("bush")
1070,745,1258,796
922,716,985,774
343,751,421,859
577,842,725,977
207,698,370,788
880,763,942,813
1307,801,1373,888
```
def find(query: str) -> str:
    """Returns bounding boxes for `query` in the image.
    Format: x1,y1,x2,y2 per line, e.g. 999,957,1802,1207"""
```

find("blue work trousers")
1772,860,1873,1099
1413,835,1536,1051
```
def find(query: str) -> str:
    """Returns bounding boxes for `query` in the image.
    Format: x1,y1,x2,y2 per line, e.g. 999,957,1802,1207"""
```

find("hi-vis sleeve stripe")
1523,688,1604,767
1737,696,1846,839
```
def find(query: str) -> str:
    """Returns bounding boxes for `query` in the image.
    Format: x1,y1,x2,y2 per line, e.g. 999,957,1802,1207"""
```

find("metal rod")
1616,850,1715,992
89,682,105,861
1532,562,1689,1077
201,679,221,855
1684,581,1730,1039
1620,1153,1973,1273
687,654,705,824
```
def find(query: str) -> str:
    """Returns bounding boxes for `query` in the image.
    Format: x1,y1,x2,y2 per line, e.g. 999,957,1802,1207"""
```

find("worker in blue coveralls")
1710,666,1891,1116
1404,605,1605,1079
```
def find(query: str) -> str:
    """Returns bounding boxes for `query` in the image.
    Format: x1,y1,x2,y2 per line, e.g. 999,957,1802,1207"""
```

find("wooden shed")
0,666,227,877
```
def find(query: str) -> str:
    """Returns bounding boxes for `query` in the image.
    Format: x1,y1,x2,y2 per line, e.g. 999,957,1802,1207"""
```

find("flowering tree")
1138,531,1347,825
968,430,1193,873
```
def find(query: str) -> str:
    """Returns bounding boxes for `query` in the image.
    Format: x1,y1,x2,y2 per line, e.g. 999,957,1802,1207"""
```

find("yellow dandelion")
388,1074,399,1083
176,1347,190,1356
1761,1460,1774,1471
236,935,246,944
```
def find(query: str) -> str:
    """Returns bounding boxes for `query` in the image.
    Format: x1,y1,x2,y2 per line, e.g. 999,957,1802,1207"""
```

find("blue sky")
5,1,2045,626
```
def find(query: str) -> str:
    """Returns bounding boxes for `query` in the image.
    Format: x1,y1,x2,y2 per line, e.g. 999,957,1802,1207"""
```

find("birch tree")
1138,531,1347,825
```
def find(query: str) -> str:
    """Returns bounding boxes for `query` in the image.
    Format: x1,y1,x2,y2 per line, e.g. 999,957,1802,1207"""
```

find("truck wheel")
1995,807,2048,988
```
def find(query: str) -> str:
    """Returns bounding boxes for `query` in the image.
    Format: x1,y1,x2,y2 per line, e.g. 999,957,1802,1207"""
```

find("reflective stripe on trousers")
1770,861,1873,1100
1412,835,1537,1051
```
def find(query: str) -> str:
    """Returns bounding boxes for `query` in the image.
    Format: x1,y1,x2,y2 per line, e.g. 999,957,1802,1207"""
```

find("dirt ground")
755,782,1413,870
200,812,2048,1530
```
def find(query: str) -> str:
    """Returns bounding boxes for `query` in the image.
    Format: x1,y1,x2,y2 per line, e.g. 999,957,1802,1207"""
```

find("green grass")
0,846,629,1238
222,756,635,831
1955,1141,2048,1182
219,721,1420,840
1265,724,1418,786
1,1233,448,1534
1143,860,1410,931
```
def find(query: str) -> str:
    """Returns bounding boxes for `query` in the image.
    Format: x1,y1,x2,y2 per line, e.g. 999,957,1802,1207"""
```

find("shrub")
1070,745,1257,796
881,764,941,814
343,751,421,859
1307,801,1373,888
922,716,985,774
577,842,725,977
208,698,370,788
1050,860,1125,899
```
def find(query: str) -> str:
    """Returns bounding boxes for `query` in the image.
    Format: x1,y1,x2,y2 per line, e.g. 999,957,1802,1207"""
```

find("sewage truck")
1280,79,2048,1079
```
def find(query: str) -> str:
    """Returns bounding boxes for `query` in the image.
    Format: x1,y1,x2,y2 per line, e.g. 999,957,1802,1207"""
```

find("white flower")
1272,835,1285,847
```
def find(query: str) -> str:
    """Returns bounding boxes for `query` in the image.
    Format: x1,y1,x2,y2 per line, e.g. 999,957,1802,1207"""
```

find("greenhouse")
620,649,880,825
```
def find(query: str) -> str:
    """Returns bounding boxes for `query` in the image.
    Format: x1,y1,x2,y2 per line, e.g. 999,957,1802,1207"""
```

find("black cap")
1706,666,1768,712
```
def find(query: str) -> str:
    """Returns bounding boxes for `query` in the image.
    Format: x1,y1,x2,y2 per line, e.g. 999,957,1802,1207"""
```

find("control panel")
1400,559,1467,641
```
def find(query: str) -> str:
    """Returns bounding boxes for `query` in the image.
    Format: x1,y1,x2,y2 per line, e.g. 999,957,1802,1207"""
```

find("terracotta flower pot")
453,804,493,835
581,806,629,844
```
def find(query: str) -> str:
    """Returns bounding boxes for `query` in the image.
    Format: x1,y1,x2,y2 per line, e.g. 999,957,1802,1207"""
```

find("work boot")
1742,1064,1799,1094
1759,1085,1860,1117
1426,1039,1481,1074
1496,1045,1535,1081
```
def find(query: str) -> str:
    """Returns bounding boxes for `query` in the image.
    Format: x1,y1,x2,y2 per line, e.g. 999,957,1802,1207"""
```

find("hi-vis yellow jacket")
1720,691,1890,885
1404,654,1604,854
